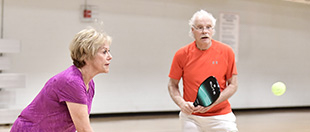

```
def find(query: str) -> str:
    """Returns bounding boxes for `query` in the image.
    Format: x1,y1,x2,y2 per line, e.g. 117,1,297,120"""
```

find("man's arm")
195,75,238,113
168,78,198,115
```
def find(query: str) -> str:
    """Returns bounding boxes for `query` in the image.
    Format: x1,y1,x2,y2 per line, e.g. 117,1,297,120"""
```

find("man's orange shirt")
169,40,238,116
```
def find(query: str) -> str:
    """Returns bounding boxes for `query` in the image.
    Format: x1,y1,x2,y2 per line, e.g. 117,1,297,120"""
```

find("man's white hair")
188,10,216,38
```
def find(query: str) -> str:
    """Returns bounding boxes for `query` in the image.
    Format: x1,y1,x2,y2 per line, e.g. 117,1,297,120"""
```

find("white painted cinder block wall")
1,0,310,115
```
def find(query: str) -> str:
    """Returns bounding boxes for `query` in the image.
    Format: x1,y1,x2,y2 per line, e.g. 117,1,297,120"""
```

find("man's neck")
196,41,212,50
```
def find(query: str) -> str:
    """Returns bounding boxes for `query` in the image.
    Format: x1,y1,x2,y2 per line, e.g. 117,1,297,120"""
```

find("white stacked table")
0,39,25,124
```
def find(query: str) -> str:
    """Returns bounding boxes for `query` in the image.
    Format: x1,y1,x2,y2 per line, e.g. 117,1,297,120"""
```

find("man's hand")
180,102,200,115
193,105,214,113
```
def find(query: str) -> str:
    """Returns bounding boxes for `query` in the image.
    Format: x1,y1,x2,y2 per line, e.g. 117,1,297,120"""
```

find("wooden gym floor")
1,107,309,132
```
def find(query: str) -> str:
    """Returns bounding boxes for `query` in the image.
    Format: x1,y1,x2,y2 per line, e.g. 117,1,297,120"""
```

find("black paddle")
193,76,221,107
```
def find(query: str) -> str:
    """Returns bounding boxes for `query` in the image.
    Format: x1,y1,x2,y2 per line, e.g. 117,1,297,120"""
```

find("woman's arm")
66,102,94,132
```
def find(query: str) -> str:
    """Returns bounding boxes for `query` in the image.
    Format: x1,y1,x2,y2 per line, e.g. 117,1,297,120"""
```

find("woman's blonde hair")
69,27,112,68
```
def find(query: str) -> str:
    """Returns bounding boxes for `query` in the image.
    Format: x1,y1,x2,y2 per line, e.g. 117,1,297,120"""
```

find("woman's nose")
108,52,112,60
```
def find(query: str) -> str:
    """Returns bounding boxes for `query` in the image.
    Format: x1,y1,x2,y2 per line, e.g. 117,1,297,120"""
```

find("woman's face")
86,44,112,73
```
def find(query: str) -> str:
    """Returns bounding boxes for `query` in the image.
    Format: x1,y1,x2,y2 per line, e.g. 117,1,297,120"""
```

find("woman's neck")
78,66,96,90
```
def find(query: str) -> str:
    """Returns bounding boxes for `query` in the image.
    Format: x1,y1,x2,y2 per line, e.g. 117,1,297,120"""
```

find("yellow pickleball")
271,82,286,96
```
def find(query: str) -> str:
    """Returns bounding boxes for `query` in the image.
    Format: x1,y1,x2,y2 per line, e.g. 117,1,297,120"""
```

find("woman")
10,27,112,132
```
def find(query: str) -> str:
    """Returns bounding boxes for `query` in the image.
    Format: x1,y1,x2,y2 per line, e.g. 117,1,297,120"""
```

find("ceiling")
284,0,310,5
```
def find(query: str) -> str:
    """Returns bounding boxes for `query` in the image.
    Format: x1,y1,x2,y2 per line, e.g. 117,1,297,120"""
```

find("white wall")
3,0,310,114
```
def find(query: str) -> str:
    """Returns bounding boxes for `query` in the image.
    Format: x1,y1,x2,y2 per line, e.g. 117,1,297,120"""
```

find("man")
168,10,238,132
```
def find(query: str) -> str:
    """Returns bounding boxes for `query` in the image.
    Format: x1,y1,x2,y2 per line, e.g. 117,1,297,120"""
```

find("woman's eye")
103,50,110,54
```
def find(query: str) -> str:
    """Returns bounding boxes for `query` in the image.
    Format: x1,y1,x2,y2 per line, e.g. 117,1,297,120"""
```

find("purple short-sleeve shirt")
10,65,95,132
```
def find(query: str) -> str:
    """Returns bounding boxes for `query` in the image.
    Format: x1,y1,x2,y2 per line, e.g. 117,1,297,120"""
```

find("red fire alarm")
80,5,98,22
83,9,92,18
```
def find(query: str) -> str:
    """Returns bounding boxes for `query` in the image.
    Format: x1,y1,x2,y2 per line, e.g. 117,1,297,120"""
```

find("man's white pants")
180,112,238,132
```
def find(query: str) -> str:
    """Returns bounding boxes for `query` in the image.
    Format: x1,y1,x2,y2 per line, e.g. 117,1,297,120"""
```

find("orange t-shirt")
169,40,238,116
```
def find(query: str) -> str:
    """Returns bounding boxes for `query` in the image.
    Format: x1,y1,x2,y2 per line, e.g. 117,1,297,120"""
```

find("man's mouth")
201,36,209,39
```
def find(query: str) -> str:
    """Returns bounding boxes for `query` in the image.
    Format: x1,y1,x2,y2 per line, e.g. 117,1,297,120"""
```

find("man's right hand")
180,101,199,115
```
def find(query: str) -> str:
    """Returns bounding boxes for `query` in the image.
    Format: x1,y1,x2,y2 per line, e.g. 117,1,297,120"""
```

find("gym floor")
1,108,309,132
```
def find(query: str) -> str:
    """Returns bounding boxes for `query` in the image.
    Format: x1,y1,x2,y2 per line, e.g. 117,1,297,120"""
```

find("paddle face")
193,76,220,107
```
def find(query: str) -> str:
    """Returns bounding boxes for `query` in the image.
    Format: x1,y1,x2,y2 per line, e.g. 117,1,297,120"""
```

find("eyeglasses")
192,25,214,32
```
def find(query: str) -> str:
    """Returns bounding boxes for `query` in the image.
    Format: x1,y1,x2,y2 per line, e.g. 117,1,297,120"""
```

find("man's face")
191,16,214,45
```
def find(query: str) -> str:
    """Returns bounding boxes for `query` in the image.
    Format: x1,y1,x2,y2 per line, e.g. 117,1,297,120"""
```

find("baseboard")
90,111,179,118
90,106,310,118
232,106,310,112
